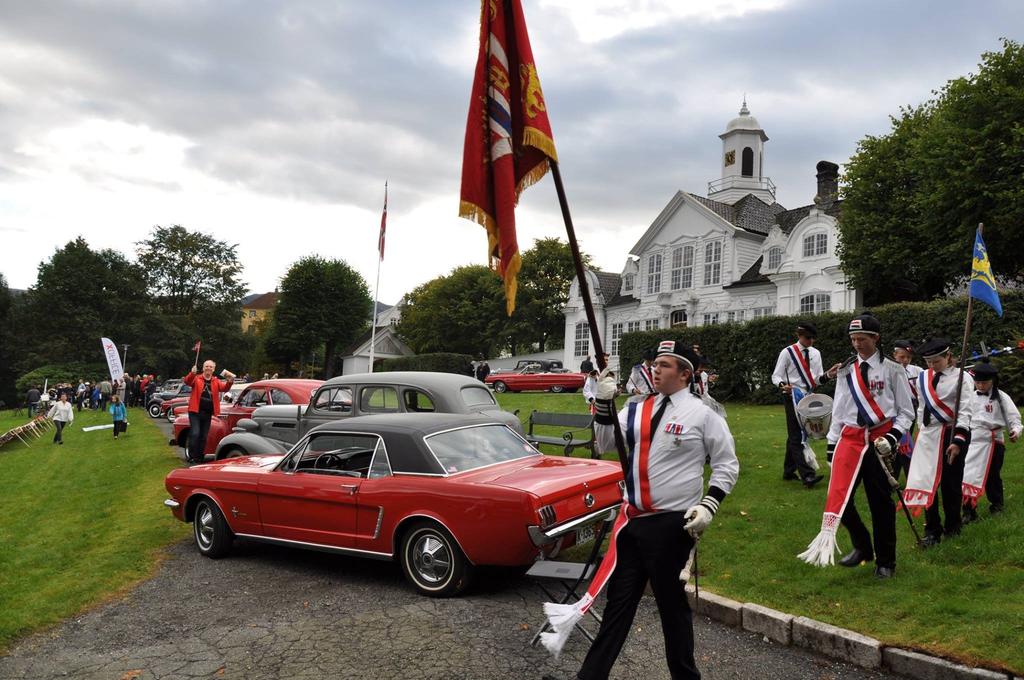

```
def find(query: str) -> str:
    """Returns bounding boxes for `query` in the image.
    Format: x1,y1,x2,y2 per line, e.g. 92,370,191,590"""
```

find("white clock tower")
708,98,775,205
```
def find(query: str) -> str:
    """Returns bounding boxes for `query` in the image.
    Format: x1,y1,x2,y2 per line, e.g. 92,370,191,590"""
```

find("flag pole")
949,222,982,463
549,159,629,474
368,181,387,373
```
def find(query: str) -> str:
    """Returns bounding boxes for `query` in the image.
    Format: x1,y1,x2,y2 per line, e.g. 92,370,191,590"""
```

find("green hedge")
378,353,474,376
16,363,109,394
619,292,1024,405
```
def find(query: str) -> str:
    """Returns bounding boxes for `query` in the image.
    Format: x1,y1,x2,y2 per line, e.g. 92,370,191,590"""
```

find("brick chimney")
814,161,839,206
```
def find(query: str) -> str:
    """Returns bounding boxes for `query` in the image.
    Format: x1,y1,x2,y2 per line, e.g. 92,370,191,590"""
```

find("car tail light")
538,504,556,529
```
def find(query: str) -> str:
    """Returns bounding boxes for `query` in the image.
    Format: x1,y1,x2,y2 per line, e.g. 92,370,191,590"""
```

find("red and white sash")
962,429,998,507
786,343,816,390
638,363,654,392
846,362,886,427
903,370,955,515
798,422,892,566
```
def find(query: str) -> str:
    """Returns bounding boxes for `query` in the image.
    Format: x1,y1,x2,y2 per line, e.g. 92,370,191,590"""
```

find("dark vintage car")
170,379,322,459
147,383,192,418
164,413,623,596
213,372,523,459
484,365,586,393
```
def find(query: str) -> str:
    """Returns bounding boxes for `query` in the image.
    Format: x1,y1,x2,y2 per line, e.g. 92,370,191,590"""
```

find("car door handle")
339,484,358,495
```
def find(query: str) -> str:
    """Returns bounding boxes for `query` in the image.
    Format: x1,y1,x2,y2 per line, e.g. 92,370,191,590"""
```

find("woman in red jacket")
183,360,235,464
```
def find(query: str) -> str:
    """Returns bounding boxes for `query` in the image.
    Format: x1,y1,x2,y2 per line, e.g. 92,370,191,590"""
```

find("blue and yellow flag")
969,228,1002,317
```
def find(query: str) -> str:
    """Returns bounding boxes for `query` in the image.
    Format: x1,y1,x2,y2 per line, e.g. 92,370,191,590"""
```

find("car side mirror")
235,418,260,433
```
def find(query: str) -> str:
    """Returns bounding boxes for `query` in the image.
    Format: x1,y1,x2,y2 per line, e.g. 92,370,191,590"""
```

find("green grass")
0,407,189,652
496,393,1024,675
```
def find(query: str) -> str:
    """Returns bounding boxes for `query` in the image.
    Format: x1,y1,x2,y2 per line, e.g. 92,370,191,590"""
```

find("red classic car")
170,379,322,459
164,413,623,596
485,364,586,393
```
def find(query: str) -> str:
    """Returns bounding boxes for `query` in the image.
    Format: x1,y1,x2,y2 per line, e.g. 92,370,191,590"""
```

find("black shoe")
838,548,873,567
962,506,978,524
874,566,895,579
783,472,799,481
921,533,941,548
802,474,824,489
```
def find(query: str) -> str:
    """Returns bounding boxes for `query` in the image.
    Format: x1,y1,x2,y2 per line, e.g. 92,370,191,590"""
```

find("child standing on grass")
47,392,74,445
109,394,127,439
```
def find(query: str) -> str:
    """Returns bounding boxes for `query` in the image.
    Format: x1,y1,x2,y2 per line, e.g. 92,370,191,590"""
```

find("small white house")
563,100,862,370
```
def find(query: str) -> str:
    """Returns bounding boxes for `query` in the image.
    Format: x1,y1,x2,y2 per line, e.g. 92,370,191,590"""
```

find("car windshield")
424,424,538,474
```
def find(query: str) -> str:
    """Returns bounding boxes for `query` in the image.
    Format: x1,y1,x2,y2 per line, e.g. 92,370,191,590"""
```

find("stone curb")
682,585,1014,678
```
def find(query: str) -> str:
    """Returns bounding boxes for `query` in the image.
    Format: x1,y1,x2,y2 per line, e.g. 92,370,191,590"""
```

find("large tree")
0,275,17,404
14,237,151,371
510,238,591,352
264,256,372,378
397,265,509,358
839,39,1024,303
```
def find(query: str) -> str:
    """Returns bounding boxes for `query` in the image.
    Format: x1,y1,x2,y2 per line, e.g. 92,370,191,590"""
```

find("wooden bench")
526,410,598,458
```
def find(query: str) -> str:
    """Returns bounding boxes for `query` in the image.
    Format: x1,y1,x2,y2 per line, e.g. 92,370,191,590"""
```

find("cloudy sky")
1,0,1020,304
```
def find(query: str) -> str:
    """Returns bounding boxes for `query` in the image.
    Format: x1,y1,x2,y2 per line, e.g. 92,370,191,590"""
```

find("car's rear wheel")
493,381,508,393
218,446,246,460
193,498,233,558
400,521,473,597
549,385,565,393
148,402,162,418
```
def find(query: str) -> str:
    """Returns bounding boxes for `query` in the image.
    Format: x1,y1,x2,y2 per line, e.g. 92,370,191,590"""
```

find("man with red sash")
904,338,974,547
798,313,914,578
772,321,838,487
625,348,656,403
541,340,739,679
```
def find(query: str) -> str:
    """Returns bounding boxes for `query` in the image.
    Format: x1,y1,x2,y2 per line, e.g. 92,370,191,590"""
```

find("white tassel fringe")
539,601,584,657
797,526,840,567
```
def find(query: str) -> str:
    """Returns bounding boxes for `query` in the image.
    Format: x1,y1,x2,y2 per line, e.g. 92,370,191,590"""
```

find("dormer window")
767,247,782,270
803,233,828,258
622,273,634,292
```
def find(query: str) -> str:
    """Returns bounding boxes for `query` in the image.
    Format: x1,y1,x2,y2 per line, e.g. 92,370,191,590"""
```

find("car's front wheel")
192,498,233,558
148,402,162,418
549,385,565,393
492,381,508,393
217,446,246,460
400,521,473,597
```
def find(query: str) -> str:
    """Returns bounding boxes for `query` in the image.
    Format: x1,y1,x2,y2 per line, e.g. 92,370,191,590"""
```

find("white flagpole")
368,181,386,373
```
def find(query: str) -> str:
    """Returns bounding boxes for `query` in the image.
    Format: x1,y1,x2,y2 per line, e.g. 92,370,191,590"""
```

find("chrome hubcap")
411,534,451,584
196,505,215,549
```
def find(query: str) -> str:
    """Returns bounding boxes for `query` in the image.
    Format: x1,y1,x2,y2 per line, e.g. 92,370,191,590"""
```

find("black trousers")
187,412,212,463
52,420,65,443
113,420,127,437
925,428,966,537
578,512,699,680
783,395,816,479
840,445,897,568
986,442,1006,509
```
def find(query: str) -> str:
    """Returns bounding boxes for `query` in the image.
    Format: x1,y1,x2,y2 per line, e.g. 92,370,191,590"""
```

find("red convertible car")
164,413,623,596
170,379,322,459
485,365,586,393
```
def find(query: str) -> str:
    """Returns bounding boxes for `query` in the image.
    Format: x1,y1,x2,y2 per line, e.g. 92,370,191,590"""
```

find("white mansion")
561,101,862,370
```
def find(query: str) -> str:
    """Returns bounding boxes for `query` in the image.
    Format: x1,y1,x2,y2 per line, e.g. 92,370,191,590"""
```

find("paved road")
0,416,902,679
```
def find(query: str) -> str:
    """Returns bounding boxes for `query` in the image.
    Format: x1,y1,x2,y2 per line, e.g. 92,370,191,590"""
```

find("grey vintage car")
214,371,523,458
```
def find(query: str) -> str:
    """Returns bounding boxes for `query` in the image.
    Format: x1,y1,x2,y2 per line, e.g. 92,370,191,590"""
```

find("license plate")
575,523,595,546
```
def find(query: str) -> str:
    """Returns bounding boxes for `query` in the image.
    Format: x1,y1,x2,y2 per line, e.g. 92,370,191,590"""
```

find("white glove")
873,436,892,457
683,504,713,537
595,376,618,401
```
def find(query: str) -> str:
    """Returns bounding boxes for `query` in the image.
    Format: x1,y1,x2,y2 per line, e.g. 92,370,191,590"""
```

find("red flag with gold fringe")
459,0,557,315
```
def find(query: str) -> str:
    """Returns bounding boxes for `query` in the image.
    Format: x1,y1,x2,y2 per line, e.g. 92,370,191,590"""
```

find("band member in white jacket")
903,338,974,547
962,360,1021,521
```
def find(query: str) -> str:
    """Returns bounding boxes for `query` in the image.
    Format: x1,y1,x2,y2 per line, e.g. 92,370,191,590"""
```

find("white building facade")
563,101,862,370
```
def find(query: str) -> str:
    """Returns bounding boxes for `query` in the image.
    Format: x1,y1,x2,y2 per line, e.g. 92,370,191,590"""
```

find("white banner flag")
101,337,124,383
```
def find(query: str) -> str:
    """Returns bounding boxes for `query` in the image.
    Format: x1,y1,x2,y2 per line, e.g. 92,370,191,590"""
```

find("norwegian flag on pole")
378,181,387,260
192,340,201,353
459,0,557,315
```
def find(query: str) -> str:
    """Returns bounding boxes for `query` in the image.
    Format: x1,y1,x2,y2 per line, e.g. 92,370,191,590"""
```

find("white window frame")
799,293,831,314
627,320,641,334
646,253,662,294
702,313,719,326
703,241,722,286
644,318,659,331
802,232,828,258
670,245,694,291
767,246,782,270
574,321,589,357
670,309,687,326
622,274,633,293
610,322,623,355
